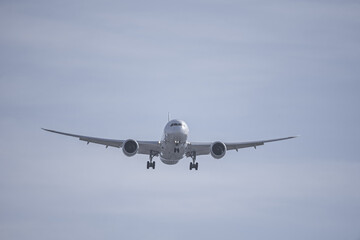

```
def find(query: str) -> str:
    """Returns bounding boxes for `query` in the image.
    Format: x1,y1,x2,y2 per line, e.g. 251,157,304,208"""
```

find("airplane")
42,119,296,170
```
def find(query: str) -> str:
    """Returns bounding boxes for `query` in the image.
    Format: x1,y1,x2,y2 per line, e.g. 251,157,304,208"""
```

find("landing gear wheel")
189,151,198,171
147,151,159,170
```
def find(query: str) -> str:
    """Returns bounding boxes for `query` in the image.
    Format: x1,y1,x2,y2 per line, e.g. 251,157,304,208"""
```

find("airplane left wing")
225,136,297,151
42,128,161,154
187,136,297,156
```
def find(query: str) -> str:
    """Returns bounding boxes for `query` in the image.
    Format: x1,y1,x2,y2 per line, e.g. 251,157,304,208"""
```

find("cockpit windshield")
170,123,182,127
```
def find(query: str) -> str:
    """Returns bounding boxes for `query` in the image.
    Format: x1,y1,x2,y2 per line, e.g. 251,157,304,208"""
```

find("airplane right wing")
42,128,161,155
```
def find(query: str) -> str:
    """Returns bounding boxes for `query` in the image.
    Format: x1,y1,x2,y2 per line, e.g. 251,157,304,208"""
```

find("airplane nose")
170,126,183,133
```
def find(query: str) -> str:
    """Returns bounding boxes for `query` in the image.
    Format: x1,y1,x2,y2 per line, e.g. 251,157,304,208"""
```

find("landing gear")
189,151,198,171
189,162,198,170
147,161,155,169
147,150,157,169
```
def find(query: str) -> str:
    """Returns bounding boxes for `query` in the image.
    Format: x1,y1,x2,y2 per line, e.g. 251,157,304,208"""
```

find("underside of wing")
187,136,297,157
42,128,124,147
42,128,160,154
137,141,161,155
186,143,211,156
225,136,297,151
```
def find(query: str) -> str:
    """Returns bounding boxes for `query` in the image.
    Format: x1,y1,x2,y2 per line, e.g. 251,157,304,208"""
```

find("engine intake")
122,139,139,157
210,141,226,159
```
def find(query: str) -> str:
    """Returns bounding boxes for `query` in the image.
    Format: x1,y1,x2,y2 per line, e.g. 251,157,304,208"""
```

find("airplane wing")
42,128,161,155
187,136,297,156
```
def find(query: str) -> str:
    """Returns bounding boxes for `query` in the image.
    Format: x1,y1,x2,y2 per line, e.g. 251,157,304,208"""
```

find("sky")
1,0,360,239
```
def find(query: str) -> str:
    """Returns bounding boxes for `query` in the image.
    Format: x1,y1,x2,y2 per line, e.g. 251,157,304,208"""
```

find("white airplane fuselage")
160,119,189,165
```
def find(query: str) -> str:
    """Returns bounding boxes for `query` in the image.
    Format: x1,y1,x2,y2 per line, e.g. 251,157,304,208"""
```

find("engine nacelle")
122,139,139,157
210,141,227,159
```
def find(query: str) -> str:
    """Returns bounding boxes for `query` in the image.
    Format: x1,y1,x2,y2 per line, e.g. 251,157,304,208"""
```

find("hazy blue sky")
1,0,360,239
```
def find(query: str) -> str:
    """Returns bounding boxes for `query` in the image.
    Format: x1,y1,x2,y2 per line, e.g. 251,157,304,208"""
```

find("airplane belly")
160,141,186,165
160,157,179,165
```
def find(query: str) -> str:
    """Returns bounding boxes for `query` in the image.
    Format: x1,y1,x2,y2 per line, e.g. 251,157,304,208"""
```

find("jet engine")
210,141,227,159
122,139,139,157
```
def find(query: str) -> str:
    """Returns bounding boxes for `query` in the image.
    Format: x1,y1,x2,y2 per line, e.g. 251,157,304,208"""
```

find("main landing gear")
190,162,198,170
147,150,158,169
147,161,155,169
189,151,198,171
